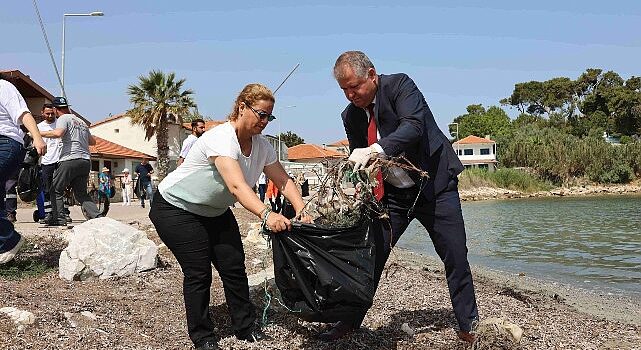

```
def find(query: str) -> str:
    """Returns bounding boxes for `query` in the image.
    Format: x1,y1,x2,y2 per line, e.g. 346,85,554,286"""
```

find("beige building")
90,114,185,172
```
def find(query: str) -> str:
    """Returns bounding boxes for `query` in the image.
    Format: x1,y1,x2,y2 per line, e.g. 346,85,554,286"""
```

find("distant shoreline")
459,183,641,201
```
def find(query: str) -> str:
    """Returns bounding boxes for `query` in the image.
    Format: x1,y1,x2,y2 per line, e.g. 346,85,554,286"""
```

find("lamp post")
277,105,296,162
61,11,104,96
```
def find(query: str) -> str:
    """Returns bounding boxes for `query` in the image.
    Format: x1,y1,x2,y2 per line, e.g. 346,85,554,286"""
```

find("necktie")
367,104,384,201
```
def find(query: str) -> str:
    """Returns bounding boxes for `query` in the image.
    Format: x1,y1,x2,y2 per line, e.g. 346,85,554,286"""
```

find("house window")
457,149,462,156
114,161,119,168
114,128,120,133
91,160,99,172
480,148,490,155
463,149,473,155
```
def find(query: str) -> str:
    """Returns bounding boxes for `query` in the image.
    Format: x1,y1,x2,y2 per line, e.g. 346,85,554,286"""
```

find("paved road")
14,198,153,237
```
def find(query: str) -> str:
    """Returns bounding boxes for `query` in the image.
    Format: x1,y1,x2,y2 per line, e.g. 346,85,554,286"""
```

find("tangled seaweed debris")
301,155,429,228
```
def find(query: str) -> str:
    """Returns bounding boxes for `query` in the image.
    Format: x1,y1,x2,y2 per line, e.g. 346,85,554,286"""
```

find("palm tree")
127,70,195,180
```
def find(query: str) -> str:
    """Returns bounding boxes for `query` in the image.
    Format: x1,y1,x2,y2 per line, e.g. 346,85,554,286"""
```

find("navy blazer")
341,73,464,201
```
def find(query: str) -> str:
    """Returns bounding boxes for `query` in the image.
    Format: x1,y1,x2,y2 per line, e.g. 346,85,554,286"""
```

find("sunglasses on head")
244,102,276,122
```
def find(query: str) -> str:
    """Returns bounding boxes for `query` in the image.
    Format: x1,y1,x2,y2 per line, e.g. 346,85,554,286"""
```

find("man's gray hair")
333,51,375,80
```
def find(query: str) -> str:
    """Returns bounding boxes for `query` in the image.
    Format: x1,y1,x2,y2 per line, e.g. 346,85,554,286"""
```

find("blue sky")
3,1,641,144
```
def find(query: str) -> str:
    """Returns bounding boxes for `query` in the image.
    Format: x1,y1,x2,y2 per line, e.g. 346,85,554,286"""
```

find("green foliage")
458,168,552,192
127,70,196,180
278,131,305,147
452,104,511,139
183,107,212,123
498,126,640,184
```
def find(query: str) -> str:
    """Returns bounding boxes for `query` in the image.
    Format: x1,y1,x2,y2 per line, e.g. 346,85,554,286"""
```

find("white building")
453,135,498,171
90,114,186,172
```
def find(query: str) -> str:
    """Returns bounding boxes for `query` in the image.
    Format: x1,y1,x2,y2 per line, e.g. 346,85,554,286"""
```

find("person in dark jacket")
321,51,478,343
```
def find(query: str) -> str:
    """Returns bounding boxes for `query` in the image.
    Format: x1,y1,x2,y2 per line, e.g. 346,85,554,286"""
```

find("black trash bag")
271,219,376,323
17,142,41,202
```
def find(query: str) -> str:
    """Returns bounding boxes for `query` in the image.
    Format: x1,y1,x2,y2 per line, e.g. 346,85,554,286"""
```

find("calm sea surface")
398,195,641,296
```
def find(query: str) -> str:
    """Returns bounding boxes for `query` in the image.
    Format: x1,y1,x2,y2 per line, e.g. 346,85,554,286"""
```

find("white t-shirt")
159,122,277,217
0,80,30,144
37,120,62,165
258,172,267,185
179,134,198,158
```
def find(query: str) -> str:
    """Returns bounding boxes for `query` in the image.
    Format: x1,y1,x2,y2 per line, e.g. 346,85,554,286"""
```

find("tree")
278,131,305,147
452,104,511,139
127,70,196,180
182,106,212,123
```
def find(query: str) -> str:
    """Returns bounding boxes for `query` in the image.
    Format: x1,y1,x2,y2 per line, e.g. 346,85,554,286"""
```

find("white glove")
348,146,378,171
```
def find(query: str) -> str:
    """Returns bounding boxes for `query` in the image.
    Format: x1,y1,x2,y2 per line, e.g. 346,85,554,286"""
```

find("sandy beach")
1,202,640,349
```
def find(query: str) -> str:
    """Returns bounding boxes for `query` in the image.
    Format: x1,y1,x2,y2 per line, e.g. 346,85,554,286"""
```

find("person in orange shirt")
266,179,281,213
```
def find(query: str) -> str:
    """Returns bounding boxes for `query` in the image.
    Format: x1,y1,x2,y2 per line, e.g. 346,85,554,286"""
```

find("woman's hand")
265,212,292,232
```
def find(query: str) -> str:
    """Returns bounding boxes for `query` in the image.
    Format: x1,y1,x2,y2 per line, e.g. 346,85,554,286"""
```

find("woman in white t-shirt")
149,83,311,349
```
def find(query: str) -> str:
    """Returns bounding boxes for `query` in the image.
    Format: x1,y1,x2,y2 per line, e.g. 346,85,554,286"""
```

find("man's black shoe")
194,340,218,350
40,214,52,224
319,321,355,342
236,328,269,343
44,219,67,227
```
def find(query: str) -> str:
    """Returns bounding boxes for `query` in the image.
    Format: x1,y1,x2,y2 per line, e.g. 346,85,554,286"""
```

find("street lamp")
277,105,296,162
61,11,104,96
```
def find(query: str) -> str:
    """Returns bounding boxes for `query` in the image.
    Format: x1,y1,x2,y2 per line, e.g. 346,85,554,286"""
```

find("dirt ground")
1,202,640,349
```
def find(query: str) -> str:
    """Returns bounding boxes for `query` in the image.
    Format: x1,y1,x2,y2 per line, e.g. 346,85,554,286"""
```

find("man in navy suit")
321,51,478,343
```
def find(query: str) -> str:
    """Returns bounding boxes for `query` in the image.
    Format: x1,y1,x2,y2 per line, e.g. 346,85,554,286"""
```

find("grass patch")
0,237,66,280
458,168,553,192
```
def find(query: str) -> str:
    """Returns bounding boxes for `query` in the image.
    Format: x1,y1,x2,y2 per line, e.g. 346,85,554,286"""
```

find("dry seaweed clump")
472,317,523,350
302,156,429,228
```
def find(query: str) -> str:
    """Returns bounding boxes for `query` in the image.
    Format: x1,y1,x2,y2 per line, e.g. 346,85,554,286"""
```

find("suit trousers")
149,192,256,347
350,179,479,332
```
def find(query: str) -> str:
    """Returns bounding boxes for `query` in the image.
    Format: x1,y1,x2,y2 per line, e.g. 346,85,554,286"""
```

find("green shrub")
458,168,551,192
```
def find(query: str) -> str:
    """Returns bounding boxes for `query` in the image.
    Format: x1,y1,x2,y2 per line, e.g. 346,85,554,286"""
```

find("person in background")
135,158,154,208
37,103,62,223
149,83,312,349
266,178,281,213
325,51,479,343
121,168,133,206
98,167,112,202
0,78,46,264
39,97,101,226
257,172,267,203
177,119,206,166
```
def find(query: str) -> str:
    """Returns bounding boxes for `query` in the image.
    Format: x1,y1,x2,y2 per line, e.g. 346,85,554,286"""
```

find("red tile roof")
287,144,345,161
90,113,126,128
327,138,349,147
454,135,495,145
90,136,155,160
182,120,226,131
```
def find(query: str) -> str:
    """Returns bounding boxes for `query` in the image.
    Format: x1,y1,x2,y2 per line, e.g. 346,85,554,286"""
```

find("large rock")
59,217,158,281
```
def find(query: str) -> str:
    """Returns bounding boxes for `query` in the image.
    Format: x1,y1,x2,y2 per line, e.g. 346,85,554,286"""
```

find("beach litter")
472,317,523,349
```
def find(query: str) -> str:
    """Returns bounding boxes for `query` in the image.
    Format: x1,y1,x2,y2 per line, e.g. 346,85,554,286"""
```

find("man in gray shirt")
39,97,101,226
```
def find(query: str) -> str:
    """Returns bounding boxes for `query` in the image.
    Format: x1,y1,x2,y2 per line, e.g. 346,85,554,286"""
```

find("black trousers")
41,163,56,217
51,159,100,221
149,192,255,347
351,179,479,332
